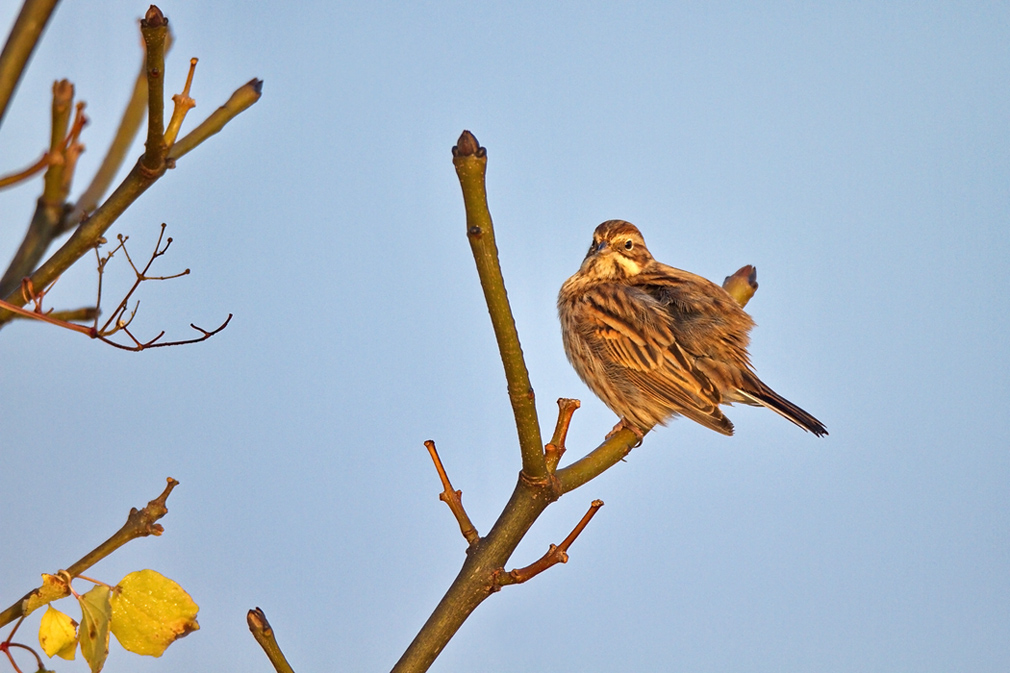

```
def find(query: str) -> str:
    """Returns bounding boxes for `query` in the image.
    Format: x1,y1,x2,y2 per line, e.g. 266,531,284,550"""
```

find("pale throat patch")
613,254,642,276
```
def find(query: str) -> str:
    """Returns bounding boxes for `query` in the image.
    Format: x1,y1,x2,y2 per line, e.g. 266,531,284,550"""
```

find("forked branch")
0,223,231,351
0,4,261,329
495,500,604,586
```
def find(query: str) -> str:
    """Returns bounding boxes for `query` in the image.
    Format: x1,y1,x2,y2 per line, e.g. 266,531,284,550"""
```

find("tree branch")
451,130,547,481
495,499,604,586
248,608,298,673
167,78,262,161
0,81,85,297
545,398,580,473
0,478,179,628
0,0,61,129
62,45,153,230
139,5,168,172
425,440,480,546
0,5,261,329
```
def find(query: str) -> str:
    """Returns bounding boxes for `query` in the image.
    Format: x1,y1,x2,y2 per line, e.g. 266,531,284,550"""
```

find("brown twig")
248,608,297,673
425,440,480,546
495,500,604,586
0,82,89,296
0,478,179,628
164,57,197,147
544,398,581,473
62,33,166,230
0,152,52,190
0,92,87,192
0,224,231,350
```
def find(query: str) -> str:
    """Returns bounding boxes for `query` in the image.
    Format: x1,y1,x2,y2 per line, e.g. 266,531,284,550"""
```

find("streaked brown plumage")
558,220,827,437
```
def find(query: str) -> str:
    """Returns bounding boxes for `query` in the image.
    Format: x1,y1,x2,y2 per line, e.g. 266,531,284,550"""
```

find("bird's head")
579,220,654,279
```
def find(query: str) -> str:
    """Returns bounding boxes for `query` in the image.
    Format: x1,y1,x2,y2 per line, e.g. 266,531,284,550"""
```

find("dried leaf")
22,573,71,616
79,585,112,673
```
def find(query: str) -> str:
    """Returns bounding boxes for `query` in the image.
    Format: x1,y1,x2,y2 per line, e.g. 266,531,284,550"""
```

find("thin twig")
425,440,480,546
164,57,198,147
0,152,53,190
496,500,604,586
0,224,231,350
545,398,581,473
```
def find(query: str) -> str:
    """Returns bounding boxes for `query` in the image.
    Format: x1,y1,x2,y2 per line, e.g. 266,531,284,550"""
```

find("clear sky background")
1,2,1008,672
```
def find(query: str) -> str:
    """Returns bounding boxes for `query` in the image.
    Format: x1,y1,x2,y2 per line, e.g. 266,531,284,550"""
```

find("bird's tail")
737,385,828,437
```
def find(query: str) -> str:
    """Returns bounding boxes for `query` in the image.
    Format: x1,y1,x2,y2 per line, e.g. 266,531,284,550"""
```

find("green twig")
0,0,60,129
139,6,168,172
167,78,262,161
556,428,644,494
248,608,297,673
452,130,547,481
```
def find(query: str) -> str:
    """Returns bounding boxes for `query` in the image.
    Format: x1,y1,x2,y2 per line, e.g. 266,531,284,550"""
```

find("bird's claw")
606,418,644,447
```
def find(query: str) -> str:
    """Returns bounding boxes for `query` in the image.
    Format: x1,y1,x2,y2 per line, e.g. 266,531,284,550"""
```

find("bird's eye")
624,239,634,250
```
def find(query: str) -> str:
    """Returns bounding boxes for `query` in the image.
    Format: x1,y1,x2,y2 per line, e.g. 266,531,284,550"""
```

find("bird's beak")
592,240,609,255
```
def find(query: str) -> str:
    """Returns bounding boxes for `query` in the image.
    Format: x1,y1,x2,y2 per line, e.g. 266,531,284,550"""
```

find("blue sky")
1,2,1008,672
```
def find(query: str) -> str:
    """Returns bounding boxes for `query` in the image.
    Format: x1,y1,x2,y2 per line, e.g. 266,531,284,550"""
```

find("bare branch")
451,130,547,481
545,398,581,473
0,224,230,351
168,78,262,161
0,81,88,297
425,440,480,546
0,0,61,129
248,608,298,673
496,500,604,586
164,57,198,147
139,5,169,172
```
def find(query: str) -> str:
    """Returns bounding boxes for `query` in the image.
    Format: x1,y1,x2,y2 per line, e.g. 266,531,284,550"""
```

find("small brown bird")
558,220,826,438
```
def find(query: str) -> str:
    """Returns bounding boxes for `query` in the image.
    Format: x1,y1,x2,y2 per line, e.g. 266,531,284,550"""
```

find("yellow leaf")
78,585,111,673
38,606,78,660
110,569,199,657
21,573,71,616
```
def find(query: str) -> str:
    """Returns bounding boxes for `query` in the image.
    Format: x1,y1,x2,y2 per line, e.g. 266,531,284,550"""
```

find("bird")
557,219,827,439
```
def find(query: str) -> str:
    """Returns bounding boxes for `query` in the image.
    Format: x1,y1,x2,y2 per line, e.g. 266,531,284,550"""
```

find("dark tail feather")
738,387,828,437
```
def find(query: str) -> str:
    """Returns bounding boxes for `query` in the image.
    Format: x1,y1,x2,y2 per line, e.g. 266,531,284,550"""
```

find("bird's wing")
634,263,754,362
586,284,733,434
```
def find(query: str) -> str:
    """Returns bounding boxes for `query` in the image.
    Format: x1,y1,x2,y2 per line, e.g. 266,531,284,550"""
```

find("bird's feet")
606,418,645,447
